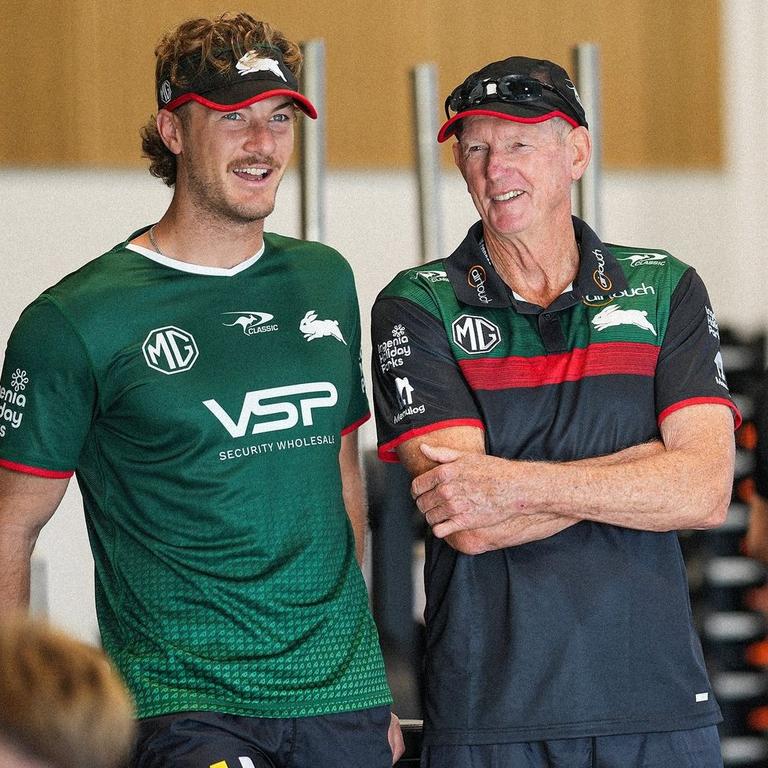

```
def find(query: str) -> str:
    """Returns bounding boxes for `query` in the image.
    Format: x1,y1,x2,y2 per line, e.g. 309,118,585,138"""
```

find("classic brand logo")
142,326,199,374
468,264,492,304
452,315,501,354
591,305,657,336
222,311,278,336
416,270,448,283
203,382,337,438
618,253,667,267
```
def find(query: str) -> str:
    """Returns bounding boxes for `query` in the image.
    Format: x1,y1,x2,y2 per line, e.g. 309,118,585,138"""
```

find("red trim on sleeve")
377,419,486,462
0,459,73,479
658,397,742,430
341,412,371,436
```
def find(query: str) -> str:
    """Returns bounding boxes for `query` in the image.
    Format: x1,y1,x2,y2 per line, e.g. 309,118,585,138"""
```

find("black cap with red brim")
157,47,317,118
438,56,587,143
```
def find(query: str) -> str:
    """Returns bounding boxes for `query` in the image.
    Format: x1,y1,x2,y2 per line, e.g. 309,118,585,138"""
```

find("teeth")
493,190,523,202
235,168,269,177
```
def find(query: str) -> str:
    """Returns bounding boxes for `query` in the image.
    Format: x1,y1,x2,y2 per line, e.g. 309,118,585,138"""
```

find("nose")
485,146,509,181
243,120,277,156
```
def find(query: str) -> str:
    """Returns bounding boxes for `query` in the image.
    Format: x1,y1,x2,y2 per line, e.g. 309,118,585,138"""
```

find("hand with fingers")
410,443,529,539
388,712,404,764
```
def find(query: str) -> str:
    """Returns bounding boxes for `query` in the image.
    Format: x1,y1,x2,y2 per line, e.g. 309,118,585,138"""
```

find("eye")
270,112,292,123
222,112,243,121
466,147,487,160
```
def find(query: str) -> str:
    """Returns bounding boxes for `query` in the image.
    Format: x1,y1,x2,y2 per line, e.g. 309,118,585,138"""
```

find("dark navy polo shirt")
371,217,739,745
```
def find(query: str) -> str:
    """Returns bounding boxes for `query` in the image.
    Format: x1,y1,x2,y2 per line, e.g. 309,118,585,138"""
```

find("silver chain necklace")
148,225,166,257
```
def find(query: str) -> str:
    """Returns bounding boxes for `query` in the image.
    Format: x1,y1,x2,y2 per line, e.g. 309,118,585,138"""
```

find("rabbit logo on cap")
236,51,287,81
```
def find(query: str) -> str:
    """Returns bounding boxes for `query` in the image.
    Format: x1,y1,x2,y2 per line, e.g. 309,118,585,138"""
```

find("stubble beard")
184,160,280,226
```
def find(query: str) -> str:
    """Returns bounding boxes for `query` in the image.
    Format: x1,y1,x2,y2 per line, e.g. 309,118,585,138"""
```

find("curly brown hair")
141,12,303,186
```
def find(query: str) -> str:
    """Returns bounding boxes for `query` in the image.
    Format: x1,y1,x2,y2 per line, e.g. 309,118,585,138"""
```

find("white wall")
2,0,767,641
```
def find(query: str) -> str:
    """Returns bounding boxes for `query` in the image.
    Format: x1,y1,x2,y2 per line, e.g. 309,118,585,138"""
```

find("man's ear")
569,126,592,182
156,109,184,156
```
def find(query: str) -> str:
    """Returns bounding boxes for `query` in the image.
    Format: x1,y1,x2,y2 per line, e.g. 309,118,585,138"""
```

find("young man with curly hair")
0,12,401,767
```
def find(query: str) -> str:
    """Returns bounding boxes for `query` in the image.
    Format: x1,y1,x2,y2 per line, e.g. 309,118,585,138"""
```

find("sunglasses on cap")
444,74,567,118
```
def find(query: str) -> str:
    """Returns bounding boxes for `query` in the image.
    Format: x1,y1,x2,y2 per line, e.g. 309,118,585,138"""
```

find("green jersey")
0,230,391,719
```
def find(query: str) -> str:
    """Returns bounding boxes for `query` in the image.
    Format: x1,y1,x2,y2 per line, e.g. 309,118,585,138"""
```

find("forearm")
412,406,735,543
339,433,367,565
511,426,732,531
444,441,664,554
343,476,367,565
445,512,577,554
0,467,68,607
572,439,664,467
0,525,37,609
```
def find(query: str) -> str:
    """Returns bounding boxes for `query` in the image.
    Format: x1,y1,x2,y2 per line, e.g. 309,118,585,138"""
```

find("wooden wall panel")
0,0,721,169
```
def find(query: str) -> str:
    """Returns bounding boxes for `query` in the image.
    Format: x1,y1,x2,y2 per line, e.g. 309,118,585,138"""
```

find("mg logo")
452,315,501,354
142,326,199,374
203,382,338,437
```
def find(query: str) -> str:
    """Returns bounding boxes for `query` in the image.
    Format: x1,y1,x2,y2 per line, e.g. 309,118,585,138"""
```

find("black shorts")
132,706,393,768
421,726,723,768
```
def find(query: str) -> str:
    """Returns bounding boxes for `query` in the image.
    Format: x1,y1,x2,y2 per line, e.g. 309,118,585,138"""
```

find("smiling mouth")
492,190,524,202
233,166,271,180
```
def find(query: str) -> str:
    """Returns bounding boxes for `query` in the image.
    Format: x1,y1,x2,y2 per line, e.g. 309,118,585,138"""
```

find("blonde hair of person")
0,614,135,768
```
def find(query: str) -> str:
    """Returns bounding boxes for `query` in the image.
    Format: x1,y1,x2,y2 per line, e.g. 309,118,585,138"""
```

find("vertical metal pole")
572,43,602,233
300,40,326,242
411,64,444,264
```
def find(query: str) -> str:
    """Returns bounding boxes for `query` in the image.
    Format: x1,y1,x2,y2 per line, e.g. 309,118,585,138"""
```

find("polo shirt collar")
573,217,628,302
444,221,511,307
444,216,628,310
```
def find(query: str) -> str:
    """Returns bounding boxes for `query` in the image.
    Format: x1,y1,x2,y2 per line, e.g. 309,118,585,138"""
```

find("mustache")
227,156,276,172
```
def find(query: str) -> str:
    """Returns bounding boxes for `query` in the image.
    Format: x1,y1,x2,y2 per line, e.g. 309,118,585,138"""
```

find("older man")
371,56,737,768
